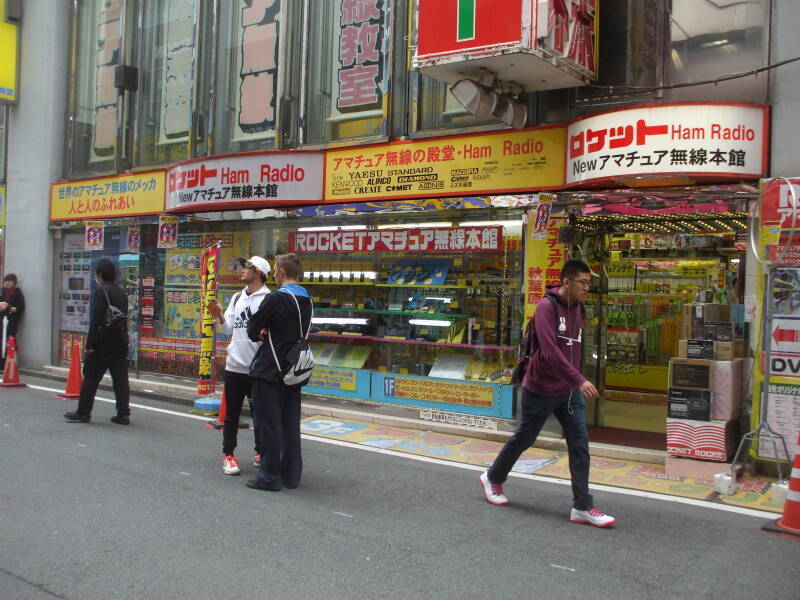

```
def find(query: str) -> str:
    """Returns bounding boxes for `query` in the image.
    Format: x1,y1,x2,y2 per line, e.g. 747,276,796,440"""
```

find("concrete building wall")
5,1,70,368
770,0,800,177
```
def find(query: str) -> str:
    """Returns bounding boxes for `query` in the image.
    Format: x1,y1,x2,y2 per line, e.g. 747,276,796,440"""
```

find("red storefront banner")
197,243,220,397
288,226,503,254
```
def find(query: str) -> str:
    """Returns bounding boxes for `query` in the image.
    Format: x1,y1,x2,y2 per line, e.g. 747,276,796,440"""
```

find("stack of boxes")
666,303,747,478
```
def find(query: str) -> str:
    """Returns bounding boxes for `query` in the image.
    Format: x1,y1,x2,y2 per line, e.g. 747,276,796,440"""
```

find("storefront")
557,102,768,449
48,101,774,452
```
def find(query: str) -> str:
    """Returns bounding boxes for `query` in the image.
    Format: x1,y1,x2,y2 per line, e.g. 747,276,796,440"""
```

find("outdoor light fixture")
450,78,527,130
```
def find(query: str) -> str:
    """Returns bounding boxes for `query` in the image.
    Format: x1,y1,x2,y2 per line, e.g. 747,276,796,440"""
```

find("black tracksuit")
247,286,312,489
76,283,130,418
0,287,25,367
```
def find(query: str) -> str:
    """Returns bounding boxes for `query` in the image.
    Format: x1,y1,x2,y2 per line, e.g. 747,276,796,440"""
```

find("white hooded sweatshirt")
221,285,269,374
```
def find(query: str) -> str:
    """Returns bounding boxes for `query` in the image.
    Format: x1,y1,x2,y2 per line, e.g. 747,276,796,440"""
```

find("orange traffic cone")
763,431,800,539
0,336,27,388
57,341,83,399
206,387,227,430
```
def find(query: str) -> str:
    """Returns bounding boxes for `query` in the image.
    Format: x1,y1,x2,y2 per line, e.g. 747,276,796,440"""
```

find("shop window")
134,0,203,167
303,0,390,144
413,74,502,133
212,0,284,154
57,228,141,369
67,0,122,177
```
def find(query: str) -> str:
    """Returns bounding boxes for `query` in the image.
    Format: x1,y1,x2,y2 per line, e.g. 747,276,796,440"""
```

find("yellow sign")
605,364,669,393
50,171,166,221
608,262,635,277
0,0,19,104
325,125,566,201
523,216,564,322
393,377,494,408
309,367,358,391
0,185,5,226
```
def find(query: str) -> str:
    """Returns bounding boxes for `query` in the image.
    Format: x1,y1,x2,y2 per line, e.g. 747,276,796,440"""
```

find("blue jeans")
487,388,593,510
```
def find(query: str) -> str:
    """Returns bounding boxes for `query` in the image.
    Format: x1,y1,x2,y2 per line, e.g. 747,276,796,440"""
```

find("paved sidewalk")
300,414,785,514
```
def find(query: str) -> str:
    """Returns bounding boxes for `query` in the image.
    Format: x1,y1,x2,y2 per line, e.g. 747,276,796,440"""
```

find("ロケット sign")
165,151,324,213
566,102,769,186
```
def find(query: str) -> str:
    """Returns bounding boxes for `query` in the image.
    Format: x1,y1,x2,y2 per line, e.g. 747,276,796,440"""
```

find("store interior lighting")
458,219,522,228
377,221,452,229
408,319,453,327
450,78,527,130
297,225,368,231
311,317,370,326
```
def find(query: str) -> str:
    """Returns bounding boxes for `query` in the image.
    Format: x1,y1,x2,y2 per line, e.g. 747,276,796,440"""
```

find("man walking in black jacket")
64,259,131,424
246,254,312,491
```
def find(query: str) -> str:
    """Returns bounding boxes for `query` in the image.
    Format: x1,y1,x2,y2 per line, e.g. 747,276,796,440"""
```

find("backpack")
510,295,585,384
267,290,315,387
99,285,126,337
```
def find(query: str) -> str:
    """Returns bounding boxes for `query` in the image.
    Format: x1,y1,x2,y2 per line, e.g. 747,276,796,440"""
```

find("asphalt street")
1,376,798,600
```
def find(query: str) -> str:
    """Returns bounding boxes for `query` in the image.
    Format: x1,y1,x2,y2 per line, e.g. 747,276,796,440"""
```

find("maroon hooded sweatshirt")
522,286,587,396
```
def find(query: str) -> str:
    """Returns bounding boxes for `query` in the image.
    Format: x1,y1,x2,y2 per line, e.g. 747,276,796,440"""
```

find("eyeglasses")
570,278,592,288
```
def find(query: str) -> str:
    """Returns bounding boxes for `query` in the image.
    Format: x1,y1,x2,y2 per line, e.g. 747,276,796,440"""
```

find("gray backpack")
268,291,315,387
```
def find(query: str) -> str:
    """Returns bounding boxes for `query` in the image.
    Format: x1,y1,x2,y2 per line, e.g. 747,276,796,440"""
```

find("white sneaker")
222,455,241,475
479,472,509,506
253,453,261,467
570,507,616,527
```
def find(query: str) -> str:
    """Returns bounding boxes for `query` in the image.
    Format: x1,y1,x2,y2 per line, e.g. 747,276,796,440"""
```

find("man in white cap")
208,256,271,475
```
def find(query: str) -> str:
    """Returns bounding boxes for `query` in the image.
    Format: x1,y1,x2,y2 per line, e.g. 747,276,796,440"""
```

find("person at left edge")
207,256,271,476
0,273,25,370
64,259,130,425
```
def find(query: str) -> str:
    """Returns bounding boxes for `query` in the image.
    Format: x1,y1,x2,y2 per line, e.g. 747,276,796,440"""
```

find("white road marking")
550,564,576,572
179,472,191,476
25,383,779,520
333,512,354,518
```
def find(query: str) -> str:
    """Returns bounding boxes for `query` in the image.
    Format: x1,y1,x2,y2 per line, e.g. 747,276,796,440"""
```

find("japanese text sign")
197,244,220,397
338,0,386,111
165,152,324,212
566,103,768,186
289,226,503,254
325,125,565,202
51,171,166,221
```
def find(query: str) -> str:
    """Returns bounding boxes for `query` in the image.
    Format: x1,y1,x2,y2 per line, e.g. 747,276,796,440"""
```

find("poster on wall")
529,193,553,241
760,383,800,460
333,0,388,117
158,0,195,144
157,215,179,249
164,232,250,286
231,0,282,143
60,234,92,332
84,221,105,250
124,225,141,253
91,0,121,161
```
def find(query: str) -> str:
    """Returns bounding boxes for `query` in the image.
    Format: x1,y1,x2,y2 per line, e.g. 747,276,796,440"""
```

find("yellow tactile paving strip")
300,415,785,514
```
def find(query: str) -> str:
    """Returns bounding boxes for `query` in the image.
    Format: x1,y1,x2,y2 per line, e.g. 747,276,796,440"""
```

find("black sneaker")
246,479,281,492
64,411,90,423
110,415,130,425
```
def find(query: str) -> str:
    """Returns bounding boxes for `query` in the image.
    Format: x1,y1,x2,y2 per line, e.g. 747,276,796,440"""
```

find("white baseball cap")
245,256,271,276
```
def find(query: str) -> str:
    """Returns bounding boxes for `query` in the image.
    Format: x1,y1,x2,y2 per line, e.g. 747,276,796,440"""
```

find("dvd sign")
764,352,800,379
